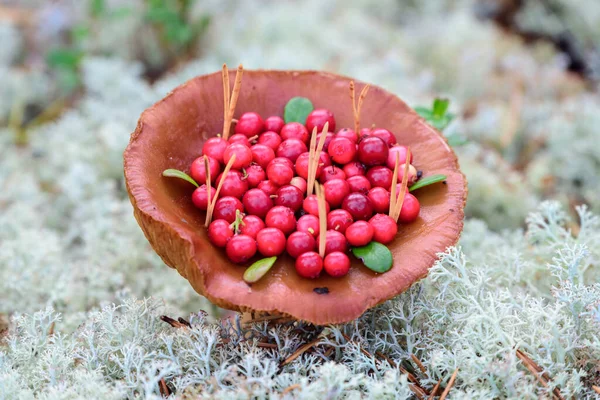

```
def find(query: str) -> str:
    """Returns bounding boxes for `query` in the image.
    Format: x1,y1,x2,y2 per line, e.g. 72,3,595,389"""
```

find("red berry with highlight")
367,187,390,213
244,165,265,188
323,178,350,207
226,234,257,264
276,139,307,163
297,214,320,238
190,156,220,185
342,192,373,221
239,215,265,239
366,166,394,189
213,196,244,223
280,122,309,143
216,170,248,199
370,128,396,146
265,206,296,236
369,214,398,244
386,145,413,170
306,109,336,133
267,161,294,186
191,185,216,210
258,131,282,150
208,219,233,248
275,185,304,212
234,112,264,137
257,180,279,197
327,209,353,234
328,137,356,164
290,176,307,194
295,152,322,180
319,165,346,183
202,137,228,163
345,221,373,247
251,144,275,169
242,188,273,219
346,175,371,194
398,193,420,223
336,128,358,143
325,230,348,255
256,227,286,256
315,131,335,152
357,136,389,166
264,116,284,133
303,194,330,216
343,161,366,177
324,252,351,278
295,252,323,279
228,133,251,147
286,231,316,258
223,143,253,169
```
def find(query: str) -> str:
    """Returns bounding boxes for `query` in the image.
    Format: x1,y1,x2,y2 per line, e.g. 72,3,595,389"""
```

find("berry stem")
315,183,327,258
205,153,237,227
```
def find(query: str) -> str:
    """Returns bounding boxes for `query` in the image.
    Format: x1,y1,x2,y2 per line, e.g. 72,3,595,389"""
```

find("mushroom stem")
392,148,411,222
205,154,236,227
315,183,327,258
221,64,244,140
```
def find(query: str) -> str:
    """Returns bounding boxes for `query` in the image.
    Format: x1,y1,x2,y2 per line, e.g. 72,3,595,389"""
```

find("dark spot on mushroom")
416,170,423,179
442,180,447,184
313,287,329,295
449,208,454,212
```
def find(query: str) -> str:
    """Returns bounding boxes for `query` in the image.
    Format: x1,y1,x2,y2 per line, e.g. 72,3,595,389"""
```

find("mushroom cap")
124,70,467,325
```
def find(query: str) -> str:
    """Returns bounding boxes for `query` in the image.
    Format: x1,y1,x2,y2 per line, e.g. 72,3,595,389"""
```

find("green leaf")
284,97,314,124
162,169,199,187
243,257,277,283
352,242,393,273
432,98,450,119
409,174,447,192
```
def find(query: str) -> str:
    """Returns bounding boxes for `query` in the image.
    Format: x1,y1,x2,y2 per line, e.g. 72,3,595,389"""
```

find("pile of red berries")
190,108,422,279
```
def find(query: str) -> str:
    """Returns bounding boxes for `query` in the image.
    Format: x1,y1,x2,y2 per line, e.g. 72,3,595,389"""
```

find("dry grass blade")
411,354,428,375
222,64,230,137
516,349,564,400
393,148,411,222
281,384,301,395
280,336,322,367
375,351,397,368
389,152,400,217
439,368,458,400
158,377,171,397
307,127,318,195
350,81,357,133
409,385,426,400
224,65,244,140
355,84,370,133
204,155,212,210
428,377,442,400
256,342,278,349
205,154,236,227
592,386,600,394
315,183,328,257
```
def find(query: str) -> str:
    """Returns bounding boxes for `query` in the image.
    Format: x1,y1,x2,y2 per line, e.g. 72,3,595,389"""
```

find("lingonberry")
208,219,233,247
342,192,373,220
226,234,257,264
267,161,294,186
315,131,335,152
296,214,320,238
366,166,394,189
398,193,420,223
280,122,309,143
345,221,374,247
213,196,244,223
328,137,357,164
357,136,389,166
286,231,316,258
223,143,253,169
319,151,332,167
306,109,336,133
268,157,294,170
202,137,228,163
326,209,353,234
343,161,366,177
276,139,307,163
275,185,304,212
257,180,279,197
290,176,307,193
234,112,264,137
346,175,371,194
323,178,350,207
242,189,273,218
216,170,248,198
369,214,398,244
396,164,418,185
239,215,265,239
319,165,346,183
367,187,390,214
295,252,323,279
190,156,220,185
295,152,322,180
336,128,358,143
264,116,285,133
250,144,275,169
359,127,373,139
265,206,296,236
191,185,217,210
323,252,351,278
228,133,251,147
244,165,265,188
386,145,413,170
303,194,330,216
256,227,286,256
370,128,397,146
257,131,282,150
325,229,348,255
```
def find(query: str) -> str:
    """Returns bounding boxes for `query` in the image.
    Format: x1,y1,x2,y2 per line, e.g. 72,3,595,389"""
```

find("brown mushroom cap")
124,70,467,325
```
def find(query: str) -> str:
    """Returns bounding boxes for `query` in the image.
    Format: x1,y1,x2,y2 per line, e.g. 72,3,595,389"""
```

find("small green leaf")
409,174,447,192
432,98,450,119
352,242,393,273
243,256,277,283
284,97,314,124
162,169,199,187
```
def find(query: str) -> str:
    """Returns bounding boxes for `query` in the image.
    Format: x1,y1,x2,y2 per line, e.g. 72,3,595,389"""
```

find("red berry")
267,161,294,186
366,166,394,189
257,180,279,196
328,137,357,164
275,185,304,212
295,152,322,180
315,131,334,152
268,156,294,170
343,161,366,177
306,109,336,133
257,131,282,150
357,136,389,166
251,144,275,169
256,227,286,256
297,214,320,238
290,176,307,194
323,178,350,207
318,151,332,167
223,143,253,170
213,196,244,223
359,127,373,139
346,175,371,194
326,209,353,234
234,112,264,137
342,192,373,221
202,137,228,163
345,221,373,247
386,145,413,170
244,165,265,188
396,164,418,185
280,122,309,143
228,133,251,147
303,194,330,217
323,252,351,278
276,139,307,163
370,128,396,146
264,116,284,133
226,234,257,264
216,170,248,199
295,252,323,279
191,185,216,210
369,214,398,244
240,215,265,239
398,193,420,223
336,128,358,143
320,165,346,183
286,231,316,258
367,187,390,214
242,188,273,218
325,230,348,254
265,206,296,236
208,219,233,247
190,156,220,185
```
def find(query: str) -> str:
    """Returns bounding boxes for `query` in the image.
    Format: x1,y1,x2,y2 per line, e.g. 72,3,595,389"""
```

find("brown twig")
280,336,322,367
439,368,458,400
281,384,301,395
160,315,188,329
411,354,428,376
177,317,191,328
375,351,397,368
428,377,443,399
158,377,171,397
516,349,564,400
